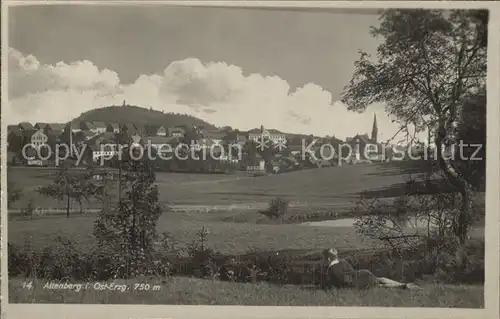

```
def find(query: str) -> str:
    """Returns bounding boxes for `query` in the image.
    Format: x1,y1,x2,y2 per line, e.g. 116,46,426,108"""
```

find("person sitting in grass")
321,248,420,290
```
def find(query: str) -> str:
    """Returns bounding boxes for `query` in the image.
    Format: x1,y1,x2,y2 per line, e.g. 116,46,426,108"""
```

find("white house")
168,126,186,138
246,159,266,172
92,144,120,162
248,125,286,145
31,130,48,148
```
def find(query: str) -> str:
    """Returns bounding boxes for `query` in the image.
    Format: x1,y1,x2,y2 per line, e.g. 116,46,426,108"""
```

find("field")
7,161,486,307
7,161,427,253
7,161,424,211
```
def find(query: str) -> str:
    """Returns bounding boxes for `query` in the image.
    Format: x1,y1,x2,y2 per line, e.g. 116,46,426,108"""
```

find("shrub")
261,197,289,220
8,181,22,208
185,226,221,279
427,238,484,284
21,199,35,220
8,236,174,281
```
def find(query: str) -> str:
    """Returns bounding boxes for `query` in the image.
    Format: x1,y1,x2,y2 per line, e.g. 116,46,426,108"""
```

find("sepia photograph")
2,1,498,318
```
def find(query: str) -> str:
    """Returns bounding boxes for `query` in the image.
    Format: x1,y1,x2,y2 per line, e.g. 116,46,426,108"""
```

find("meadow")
7,161,422,211
7,161,423,252
7,161,486,307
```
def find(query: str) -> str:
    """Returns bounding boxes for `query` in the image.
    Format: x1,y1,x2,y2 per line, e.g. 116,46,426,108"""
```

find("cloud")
8,48,120,99
7,47,421,141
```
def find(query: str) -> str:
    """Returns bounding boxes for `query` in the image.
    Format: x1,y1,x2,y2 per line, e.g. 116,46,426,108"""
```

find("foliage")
37,165,75,217
242,140,259,167
352,163,484,283
20,199,35,220
260,197,289,220
186,226,221,279
75,104,217,130
93,156,164,278
454,93,486,190
7,181,22,208
8,234,484,285
8,236,172,281
37,165,106,216
342,9,487,243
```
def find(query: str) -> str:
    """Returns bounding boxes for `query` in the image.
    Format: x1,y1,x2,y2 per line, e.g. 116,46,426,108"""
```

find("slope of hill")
71,105,218,129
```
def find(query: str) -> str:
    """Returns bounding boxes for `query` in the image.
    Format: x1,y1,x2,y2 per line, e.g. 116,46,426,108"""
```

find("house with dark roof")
92,121,107,134
121,123,138,134
34,123,49,130
33,123,65,136
81,121,97,132
344,114,382,163
134,123,146,136
18,122,34,131
47,123,65,132
345,134,375,162
86,132,116,144
144,125,167,137
21,129,37,145
106,122,120,133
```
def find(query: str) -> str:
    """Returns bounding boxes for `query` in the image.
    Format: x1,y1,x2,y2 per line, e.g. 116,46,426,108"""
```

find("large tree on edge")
342,9,487,244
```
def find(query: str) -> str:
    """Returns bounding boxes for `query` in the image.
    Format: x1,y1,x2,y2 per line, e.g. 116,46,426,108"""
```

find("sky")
7,4,420,142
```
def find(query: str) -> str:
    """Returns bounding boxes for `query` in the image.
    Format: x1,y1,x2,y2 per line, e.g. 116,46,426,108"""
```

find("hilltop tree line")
75,104,218,130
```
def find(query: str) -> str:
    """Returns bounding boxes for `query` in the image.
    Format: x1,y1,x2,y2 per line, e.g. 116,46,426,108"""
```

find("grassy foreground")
8,214,380,254
8,277,483,307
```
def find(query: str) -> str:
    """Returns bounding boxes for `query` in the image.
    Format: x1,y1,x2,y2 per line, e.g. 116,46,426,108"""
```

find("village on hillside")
7,107,416,173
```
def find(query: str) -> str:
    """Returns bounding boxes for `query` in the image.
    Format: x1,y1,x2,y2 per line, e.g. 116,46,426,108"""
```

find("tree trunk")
435,122,471,244
118,164,122,201
66,194,70,218
456,184,472,243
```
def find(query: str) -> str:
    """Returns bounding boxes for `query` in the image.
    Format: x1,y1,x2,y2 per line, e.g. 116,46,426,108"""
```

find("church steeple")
371,114,378,143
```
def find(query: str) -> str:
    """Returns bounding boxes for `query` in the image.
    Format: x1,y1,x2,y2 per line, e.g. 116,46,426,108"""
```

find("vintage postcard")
1,1,499,319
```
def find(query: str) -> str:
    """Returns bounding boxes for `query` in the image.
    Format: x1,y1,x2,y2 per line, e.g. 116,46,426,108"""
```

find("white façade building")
247,125,286,145
30,130,48,148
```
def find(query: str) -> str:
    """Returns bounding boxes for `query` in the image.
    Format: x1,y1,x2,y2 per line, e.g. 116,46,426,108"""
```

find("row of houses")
7,114,398,168
7,121,292,166
9,121,188,140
